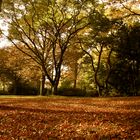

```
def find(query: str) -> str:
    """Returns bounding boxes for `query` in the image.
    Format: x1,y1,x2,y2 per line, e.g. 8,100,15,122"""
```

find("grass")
0,96,140,139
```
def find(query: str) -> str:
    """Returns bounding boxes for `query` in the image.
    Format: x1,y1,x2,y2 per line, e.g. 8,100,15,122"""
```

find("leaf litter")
0,97,140,139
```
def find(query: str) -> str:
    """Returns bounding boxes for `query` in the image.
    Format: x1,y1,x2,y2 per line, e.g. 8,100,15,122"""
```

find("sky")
0,18,11,48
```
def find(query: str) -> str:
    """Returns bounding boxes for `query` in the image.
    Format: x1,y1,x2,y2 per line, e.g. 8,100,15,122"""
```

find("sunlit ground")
0,96,140,139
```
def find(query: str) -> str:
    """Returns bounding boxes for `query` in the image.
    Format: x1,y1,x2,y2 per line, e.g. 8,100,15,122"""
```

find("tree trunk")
39,73,45,96
94,45,104,96
0,0,2,12
73,62,78,89
51,52,64,95
13,77,18,95
73,78,77,89
105,48,113,93
51,84,58,95
13,83,17,95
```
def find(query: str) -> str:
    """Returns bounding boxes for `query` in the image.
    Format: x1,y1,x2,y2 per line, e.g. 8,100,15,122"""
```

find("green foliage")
0,46,41,95
57,88,86,97
89,10,111,32
60,79,72,89
84,89,99,97
1,0,140,97
109,24,140,96
4,0,91,95
8,82,38,95
57,87,99,97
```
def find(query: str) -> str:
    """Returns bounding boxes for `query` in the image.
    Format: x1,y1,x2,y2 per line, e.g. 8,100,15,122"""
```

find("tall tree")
2,0,90,95
62,44,83,89
110,24,140,96
77,7,115,95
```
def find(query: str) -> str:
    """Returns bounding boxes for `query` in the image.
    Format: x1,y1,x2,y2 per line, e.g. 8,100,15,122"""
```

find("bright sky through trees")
0,18,10,47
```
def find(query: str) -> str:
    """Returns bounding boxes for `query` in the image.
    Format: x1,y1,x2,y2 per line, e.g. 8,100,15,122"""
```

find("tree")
62,45,83,89
104,0,140,21
2,0,90,95
109,24,140,96
0,46,40,95
0,0,2,12
76,7,116,96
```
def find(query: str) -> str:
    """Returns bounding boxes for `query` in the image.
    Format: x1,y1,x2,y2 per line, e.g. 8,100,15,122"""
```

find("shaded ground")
0,96,140,140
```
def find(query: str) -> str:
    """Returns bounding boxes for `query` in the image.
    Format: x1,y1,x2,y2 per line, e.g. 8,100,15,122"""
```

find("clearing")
0,96,140,139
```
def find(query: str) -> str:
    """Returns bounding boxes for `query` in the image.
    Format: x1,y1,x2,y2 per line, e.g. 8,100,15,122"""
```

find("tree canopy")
0,0,139,96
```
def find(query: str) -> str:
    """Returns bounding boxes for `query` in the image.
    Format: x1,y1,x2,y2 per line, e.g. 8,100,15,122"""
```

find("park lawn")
0,96,140,140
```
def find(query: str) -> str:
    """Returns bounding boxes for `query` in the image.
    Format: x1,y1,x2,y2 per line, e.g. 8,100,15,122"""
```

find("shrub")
0,90,9,95
57,88,86,97
60,79,72,89
8,83,38,95
85,90,99,97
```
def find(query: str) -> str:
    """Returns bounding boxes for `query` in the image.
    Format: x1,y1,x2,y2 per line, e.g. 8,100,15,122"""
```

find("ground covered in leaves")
0,96,140,140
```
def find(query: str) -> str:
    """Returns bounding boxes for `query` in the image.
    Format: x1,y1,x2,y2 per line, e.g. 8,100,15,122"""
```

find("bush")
57,88,86,97
60,79,72,89
0,90,9,95
57,88,100,97
85,90,99,97
8,83,39,95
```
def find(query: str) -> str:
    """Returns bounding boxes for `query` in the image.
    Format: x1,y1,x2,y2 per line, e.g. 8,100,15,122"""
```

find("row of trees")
0,0,140,96
0,46,40,95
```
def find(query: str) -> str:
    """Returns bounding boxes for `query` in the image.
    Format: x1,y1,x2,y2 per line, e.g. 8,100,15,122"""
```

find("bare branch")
120,2,140,18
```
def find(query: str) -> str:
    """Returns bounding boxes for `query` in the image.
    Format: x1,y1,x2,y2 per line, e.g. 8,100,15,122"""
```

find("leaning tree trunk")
94,45,104,96
104,48,113,93
80,42,104,96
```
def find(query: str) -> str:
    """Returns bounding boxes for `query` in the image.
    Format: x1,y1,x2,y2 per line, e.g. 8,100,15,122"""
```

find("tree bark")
39,72,45,96
94,45,104,96
0,0,2,12
80,42,104,96
51,83,58,95
73,62,78,89
105,48,113,92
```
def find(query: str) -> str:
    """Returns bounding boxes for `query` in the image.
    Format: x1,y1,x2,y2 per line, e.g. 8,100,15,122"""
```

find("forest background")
0,0,140,97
